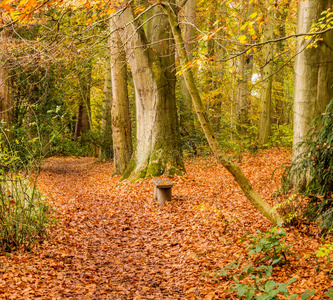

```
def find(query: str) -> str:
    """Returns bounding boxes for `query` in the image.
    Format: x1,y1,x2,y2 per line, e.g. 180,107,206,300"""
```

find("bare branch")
179,0,190,7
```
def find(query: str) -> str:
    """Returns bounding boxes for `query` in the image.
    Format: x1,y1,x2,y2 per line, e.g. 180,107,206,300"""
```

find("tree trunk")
99,55,113,162
74,65,92,140
235,54,249,133
259,0,274,145
117,2,184,179
0,30,13,127
274,0,291,125
293,0,333,189
178,0,196,144
236,0,254,134
109,18,132,175
162,2,282,225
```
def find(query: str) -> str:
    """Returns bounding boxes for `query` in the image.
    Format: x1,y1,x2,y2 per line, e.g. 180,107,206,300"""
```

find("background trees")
1,0,333,223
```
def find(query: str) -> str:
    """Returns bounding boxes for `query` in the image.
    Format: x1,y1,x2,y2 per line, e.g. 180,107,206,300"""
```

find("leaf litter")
0,148,332,299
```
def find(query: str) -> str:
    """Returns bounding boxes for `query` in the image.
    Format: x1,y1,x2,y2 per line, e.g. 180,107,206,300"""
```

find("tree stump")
152,178,173,206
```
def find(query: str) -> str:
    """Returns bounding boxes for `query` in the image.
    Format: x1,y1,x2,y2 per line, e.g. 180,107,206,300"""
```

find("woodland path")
0,149,331,299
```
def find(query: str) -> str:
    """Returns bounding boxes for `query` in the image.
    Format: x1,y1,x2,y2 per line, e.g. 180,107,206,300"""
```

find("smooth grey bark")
74,66,92,140
179,0,196,100
116,1,184,179
178,0,196,140
183,0,196,57
99,55,113,162
109,18,133,175
162,3,282,225
259,0,274,144
293,0,333,189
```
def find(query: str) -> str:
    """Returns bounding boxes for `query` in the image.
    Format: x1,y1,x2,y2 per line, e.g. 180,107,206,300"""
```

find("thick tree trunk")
74,66,92,140
0,31,13,127
110,18,132,175
259,0,274,145
117,2,184,179
162,3,282,225
99,55,113,162
293,0,333,189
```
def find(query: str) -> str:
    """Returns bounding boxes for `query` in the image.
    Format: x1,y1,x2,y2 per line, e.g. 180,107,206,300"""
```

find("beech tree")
178,0,196,140
115,0,184,179
292,0,333,189
0,30,13,127
99,54,112,162
109,18,132,175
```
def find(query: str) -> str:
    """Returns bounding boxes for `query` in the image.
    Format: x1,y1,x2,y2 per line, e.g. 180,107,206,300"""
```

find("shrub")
243,225,290,266
0,126,53,252
283,98,333,231
214,224,315,299
0,175,52,252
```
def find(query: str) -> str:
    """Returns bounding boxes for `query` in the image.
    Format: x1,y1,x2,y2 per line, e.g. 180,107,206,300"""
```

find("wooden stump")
152,178,173,205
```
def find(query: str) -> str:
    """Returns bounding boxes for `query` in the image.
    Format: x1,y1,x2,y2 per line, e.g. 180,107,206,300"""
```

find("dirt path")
0,149,331,299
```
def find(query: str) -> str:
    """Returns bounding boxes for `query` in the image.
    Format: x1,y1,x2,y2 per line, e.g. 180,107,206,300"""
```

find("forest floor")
0,148,333,299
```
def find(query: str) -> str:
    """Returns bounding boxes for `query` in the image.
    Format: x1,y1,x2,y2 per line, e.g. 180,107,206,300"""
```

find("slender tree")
293,0,333,189
0,30,13,127
109,18,133,175
99,54,113,162
178,0,196,141
236,0,254,134
274,0,291,125
259,0,275,144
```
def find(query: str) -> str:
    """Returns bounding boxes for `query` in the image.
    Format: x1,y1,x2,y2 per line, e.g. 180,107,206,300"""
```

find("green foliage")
268,124,293,148
0,132,53,252
283,98,333,231
49,129,101,157
0,175,52,252
274,194,302,226
43,107,104,158
243,224,290,266
316,243,333,273
326,289,333,299
214,225,315,299
231,278,298,300
0,121,43,170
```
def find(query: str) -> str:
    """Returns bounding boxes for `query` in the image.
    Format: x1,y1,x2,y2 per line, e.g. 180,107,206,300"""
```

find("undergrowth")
213,224,317,299
282,98,333,231
0,124,53,252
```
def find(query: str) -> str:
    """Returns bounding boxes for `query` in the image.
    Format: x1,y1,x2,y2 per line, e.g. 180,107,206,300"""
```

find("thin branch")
217,26,333,62
247,35,316,96
179,0,190,8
